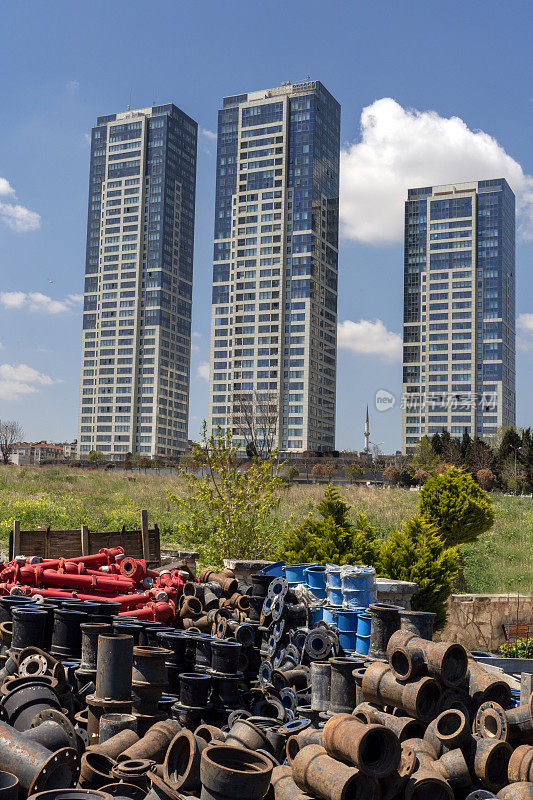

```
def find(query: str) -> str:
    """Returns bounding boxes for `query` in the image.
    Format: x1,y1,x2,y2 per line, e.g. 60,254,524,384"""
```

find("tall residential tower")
78,104,197,460
208,81,340,454
402,179,516,452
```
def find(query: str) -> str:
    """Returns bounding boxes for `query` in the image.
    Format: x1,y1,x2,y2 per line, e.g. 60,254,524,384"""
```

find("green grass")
0,466,530,594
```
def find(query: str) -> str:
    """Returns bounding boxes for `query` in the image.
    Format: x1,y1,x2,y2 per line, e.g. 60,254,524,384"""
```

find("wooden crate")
9,510,160,566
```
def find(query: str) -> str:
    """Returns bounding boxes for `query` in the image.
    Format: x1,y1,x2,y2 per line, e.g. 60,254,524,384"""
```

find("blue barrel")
338,629,358,651
335,610,359,632
309,587,327,601
283,563,315,583
356,633,370,655
305,565,327,591
326,567,342,589
357,612,372,637
327,587,344,606
308,605,324,626
322,606,339,626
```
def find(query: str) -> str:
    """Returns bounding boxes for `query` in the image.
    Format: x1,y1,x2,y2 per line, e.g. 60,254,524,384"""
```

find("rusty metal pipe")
292,743,380,800
117,719,180,764
323,713,401,779
474,696,533,744
271,765,312,800
387,631,468,687
361,661,441,722
508,744,533,782
353,702,426,742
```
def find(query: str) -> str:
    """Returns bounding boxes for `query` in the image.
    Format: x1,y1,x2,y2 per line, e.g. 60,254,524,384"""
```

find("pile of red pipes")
0,548,189,622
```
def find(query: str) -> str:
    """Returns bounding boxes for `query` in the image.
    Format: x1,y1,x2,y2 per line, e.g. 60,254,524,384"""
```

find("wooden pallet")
503,623,533,640
9,510,160,566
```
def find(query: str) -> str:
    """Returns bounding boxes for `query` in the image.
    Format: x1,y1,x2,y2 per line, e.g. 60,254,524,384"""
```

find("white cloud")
83,133,91,144
338,318,402,362
200,128,217,141
0,178,41,232
196,362,210,381
0,292,82,314
0,179,15,198
66,80,80,92
0,363,56,401
517,313,533,351
340,98,533,244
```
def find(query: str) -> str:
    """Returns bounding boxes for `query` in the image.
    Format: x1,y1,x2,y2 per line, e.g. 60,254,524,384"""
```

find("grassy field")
0,465,530,594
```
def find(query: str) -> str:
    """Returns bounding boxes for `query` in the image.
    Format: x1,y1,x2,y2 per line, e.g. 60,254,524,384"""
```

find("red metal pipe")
120,600,175,622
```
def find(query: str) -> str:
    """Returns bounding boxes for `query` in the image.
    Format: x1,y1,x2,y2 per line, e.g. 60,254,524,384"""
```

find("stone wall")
439,593,533,651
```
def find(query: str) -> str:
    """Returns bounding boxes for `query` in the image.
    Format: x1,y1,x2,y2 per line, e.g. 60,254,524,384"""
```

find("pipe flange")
18,652,49,678
267,578,289,601
474,701,509,741
278,718,311,736
28,747,80,796
100,784,146,800
30,709,79,752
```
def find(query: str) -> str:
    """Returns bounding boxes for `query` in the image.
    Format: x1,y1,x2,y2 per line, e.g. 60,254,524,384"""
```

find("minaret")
364,405,370,453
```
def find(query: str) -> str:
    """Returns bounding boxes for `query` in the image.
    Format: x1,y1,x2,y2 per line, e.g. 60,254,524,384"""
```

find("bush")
498,638,533,659
414,469,430,485
476,468,495,491
378,516,459,629
418,466,494,547
311,463,336,479
383,465,401,485
280,485,380,566
171,422,287,565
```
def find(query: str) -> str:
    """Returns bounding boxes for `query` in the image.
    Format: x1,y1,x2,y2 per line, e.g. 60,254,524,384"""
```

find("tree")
311,463,336,480
286,465,300,483
431,433,443,456
231,390,279,459
280,485,380,566
418,466,494,547
87,450,106,467
409,436,440,475
414,469,430,485
171,422,286,565
476,469,495,491
0,420,23,465
378,516,459,629
441,432,462,466
460,429,472,462
466,438,494,473
300,451,317,483
346,464,365,484
383,464,401,485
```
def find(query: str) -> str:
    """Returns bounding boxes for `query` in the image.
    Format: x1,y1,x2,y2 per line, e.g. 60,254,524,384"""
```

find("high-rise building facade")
402,179,516,452
208,81,340,454
78,104,197,460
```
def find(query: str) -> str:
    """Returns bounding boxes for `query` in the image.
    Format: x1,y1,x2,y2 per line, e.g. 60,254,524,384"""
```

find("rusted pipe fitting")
88,728,140,760
0,676,62,731
198,569,238,595
323,713,401,778
118,719,180,764
466,659,512,709
111,759,154,791
179,597,202,620
95,635,134,702
98,714,138,744
361,661,441,722
292,743,380,800
368,603,401,660
131,646,170,715
474,696,533,744
271,765,312,800
0,719,80,796
424,709,470,754
329,658,358,714
508,744,533,782
353,702,426,742
194,725,226,744
78,751,116,789
225,719,273,753
405,767,454,800
0,771,17,800
387,630,468,687
400,610,436,641
433,748,473,790
286,728,323,764
497,783,533,800
163,729,208,792
461,735,512,792
200,743,272,800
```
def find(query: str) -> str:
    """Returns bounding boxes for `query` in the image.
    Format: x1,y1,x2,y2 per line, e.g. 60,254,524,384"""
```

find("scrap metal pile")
0,550,529,800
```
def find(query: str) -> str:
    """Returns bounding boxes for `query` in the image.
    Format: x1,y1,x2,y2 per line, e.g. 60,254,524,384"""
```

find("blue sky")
1,0,533,452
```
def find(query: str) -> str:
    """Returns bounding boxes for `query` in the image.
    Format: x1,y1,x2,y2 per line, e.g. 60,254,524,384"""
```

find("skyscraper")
402,179,516,452
78,104,197,461
208,81,340,455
